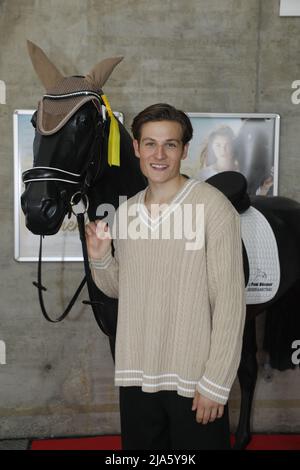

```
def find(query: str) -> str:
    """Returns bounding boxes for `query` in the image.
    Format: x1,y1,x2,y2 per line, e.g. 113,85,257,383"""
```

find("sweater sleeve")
89,216,119,299
196,212,246,405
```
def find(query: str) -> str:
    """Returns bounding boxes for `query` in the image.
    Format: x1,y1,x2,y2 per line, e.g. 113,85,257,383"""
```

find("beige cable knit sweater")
90,178,246,405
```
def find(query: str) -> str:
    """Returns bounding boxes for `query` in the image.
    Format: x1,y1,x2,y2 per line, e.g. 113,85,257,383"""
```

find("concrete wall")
0,0,299,438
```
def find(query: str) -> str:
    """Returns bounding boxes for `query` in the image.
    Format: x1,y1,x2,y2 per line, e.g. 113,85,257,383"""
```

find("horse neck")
88,120,147,218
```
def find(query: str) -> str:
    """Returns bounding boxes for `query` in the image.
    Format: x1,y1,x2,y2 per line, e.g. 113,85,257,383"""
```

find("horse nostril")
42,199,57,218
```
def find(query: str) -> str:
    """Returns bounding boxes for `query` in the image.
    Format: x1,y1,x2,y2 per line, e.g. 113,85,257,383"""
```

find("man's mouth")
150,163,169,171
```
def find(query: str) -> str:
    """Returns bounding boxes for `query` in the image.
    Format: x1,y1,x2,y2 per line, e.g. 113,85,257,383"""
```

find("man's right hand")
85,220,112,261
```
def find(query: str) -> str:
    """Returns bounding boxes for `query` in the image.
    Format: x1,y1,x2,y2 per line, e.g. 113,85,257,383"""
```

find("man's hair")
131,103,193,145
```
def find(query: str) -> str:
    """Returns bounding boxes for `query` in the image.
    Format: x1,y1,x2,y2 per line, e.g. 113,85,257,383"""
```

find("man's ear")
181,143,189,160
133,139,140,158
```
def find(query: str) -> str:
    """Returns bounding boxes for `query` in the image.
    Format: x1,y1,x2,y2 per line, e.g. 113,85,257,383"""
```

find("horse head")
21,41,146,236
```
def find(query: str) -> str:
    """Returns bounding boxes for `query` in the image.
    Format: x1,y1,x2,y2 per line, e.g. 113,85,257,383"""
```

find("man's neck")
145,175,189,205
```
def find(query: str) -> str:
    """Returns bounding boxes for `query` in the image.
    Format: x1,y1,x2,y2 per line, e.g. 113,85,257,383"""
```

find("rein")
34,207,115,337
23,90,117,336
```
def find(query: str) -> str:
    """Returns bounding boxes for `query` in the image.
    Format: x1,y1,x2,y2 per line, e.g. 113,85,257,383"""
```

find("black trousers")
119,386,231,450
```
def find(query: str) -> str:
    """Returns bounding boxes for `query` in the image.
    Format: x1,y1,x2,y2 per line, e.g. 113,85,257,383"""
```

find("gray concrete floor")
0,440,29,450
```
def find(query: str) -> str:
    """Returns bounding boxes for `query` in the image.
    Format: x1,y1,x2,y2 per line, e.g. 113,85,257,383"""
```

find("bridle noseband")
22,166,81,185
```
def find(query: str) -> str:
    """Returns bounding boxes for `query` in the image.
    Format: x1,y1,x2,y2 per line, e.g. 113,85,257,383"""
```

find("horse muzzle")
21,166,81,235
21,185,68,235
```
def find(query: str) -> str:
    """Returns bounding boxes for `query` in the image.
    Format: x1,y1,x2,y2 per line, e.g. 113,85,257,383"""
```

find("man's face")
133,120,189,184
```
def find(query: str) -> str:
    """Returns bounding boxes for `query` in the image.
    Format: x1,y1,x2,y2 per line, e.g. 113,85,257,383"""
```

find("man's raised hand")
85,220,112,260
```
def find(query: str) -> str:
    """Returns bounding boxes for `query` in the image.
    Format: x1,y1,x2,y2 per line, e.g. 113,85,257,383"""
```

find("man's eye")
167,143,176,148
146,142,155,147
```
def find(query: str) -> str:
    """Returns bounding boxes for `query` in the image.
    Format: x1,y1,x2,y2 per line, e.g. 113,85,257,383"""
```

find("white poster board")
280,0,300,16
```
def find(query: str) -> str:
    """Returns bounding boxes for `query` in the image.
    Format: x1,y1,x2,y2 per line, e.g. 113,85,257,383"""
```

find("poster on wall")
182,113,280,197
279,0,300,16
14,109,124,262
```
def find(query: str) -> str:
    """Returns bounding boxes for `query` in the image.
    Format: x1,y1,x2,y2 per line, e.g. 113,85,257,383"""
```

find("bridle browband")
43,90,103,100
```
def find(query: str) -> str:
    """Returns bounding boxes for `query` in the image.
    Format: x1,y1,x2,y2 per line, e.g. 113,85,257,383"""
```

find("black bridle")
22,90,117,336
22,166,81,186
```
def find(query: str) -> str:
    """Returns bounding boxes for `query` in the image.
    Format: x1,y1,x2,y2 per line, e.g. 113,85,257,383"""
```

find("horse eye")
78,115,89,126
31,111,37,129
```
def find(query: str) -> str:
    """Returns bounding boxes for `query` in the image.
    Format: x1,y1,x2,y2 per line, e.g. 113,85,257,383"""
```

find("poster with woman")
182,113,280,196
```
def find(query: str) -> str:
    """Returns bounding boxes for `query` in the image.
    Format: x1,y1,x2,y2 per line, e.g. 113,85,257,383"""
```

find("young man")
85,103,246,450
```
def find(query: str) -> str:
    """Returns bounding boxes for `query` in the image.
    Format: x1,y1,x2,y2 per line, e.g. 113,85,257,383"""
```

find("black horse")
21,40,147,355
21,42,300,449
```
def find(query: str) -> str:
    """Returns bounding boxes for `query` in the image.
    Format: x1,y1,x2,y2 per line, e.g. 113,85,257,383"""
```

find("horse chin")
24,209,67,236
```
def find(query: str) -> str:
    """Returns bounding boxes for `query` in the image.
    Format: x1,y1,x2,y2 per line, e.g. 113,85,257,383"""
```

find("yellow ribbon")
101,94,120,167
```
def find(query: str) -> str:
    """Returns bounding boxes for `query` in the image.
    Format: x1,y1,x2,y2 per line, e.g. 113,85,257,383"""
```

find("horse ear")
27,40,64,90
85,56,124,89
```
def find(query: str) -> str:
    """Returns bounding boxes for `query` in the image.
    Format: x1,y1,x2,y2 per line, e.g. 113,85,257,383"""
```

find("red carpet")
31,435,122,451
30,434,300,450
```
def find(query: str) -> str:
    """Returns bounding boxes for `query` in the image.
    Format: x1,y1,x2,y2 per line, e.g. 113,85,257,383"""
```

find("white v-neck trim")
138,178,199,231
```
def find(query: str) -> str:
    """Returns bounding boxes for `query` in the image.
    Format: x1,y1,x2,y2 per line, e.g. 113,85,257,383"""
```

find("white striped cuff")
89,250,113,269
196,376,230,405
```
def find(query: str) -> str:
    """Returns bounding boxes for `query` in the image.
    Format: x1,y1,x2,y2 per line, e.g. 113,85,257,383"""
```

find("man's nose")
155,145,167,159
